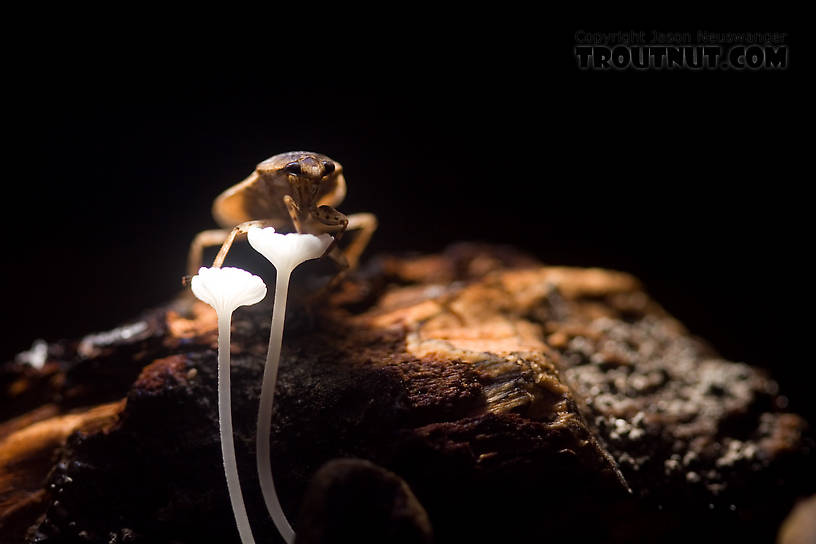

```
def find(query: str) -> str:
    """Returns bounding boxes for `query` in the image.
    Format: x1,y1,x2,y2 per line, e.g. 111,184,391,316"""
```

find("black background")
3,19,811,420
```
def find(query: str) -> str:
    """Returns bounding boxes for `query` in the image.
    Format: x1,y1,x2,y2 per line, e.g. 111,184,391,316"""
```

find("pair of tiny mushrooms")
187,150,377,281
187,150,376,544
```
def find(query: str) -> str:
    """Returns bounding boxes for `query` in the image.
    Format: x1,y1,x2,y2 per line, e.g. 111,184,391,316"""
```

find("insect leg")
187,229,231,278
304,214,376,302
283,195,303,233
211,219,276,269
306,245,351,302
341,213,378,269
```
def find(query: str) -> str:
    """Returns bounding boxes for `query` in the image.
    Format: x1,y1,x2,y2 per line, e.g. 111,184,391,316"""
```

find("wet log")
1,244,813,543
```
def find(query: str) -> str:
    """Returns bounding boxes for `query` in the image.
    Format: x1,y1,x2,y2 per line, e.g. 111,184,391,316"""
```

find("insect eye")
284,162,302,175
322,162,335,176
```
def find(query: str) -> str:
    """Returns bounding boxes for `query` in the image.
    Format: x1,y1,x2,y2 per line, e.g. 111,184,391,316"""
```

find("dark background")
3,21,810,419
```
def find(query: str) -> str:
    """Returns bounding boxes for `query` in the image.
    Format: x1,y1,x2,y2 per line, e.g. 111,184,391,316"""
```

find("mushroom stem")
246,226,332,544
257,269,295,544
218,314,256,544
191,267,266,544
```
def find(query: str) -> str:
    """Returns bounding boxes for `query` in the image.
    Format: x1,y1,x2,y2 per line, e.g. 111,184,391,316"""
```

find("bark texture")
0,244,813,543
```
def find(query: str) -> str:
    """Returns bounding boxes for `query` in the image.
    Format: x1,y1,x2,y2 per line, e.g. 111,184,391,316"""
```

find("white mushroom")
247,226,333,544
191,266,267,544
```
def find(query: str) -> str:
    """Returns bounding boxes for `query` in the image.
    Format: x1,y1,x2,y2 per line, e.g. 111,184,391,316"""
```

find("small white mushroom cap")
247,226,333,273
191,266,267,315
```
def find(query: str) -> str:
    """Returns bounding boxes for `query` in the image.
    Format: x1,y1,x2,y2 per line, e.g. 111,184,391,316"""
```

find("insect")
186,151,377,282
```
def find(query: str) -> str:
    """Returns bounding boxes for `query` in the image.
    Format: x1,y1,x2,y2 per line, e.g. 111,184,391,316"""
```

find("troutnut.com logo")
575,30,788,70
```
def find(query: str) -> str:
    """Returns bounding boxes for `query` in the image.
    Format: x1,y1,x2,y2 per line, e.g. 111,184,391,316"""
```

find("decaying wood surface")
1,244,813,543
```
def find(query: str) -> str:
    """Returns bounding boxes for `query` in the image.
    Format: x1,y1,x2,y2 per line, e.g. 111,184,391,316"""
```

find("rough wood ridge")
1,244,812,543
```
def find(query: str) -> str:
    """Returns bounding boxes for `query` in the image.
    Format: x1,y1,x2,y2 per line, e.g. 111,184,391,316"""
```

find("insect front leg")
186,229,231,280
342,213,378,270
211,219,277,269
306,245,351,302
283,195,304,233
